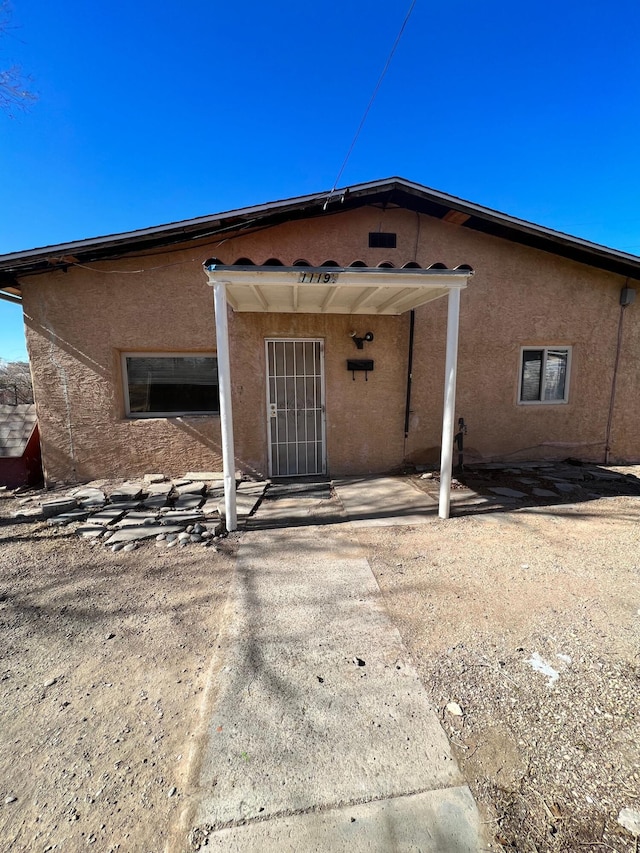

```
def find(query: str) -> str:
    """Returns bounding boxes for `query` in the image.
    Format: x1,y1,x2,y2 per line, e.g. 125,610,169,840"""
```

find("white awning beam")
212,282,237,532
439,287,462,519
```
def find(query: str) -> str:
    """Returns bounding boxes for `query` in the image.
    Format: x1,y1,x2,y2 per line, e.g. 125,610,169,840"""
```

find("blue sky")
1,0,640,360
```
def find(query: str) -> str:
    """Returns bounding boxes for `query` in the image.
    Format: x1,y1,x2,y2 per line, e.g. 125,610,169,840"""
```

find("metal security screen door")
266,339,326,476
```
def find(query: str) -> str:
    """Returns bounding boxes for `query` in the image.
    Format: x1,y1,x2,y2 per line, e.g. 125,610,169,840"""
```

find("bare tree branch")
0,359,34,405
0,1,36,115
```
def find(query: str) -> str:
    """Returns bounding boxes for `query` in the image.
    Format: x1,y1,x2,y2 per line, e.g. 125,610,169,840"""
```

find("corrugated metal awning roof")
204,265,473,315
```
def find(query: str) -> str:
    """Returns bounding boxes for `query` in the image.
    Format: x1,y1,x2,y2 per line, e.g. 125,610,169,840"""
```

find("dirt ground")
1,476,639,852
0,496,235,852
360,494,640,851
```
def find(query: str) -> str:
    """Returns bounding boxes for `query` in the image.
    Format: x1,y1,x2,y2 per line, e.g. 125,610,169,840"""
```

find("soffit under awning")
204,265,473,315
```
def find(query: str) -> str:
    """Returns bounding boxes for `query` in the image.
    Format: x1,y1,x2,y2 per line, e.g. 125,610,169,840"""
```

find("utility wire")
324,0,418,209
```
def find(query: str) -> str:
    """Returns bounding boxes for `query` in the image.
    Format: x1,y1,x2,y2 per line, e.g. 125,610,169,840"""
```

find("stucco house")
0,177,638,524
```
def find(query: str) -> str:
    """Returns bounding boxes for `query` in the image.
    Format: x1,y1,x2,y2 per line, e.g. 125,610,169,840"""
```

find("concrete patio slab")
267,481,331,500
176,481,207,495
76,524,106,538
70,487,105,500
174,494,205,510
184,471,225,480
142,494,170,509
46,508,90,525
488,487,527,499
532,488,557,497
236,481,269,495
42,497,78,518
115,511,158,527
587,469,626,480
88,507,126,525
145,482,173,496
333,476,438,527
200,500,221,517
97,500,141,511
255,496,340,528
143,473,166,483
109,484,143,502
220,485,269,523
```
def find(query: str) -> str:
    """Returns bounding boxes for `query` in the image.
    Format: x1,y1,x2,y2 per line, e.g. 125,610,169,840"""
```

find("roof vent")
369,232,396,249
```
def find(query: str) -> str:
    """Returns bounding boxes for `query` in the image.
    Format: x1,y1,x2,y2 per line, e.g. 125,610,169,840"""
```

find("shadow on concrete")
190,525,481,846
244,463,640,531
431,461,640,518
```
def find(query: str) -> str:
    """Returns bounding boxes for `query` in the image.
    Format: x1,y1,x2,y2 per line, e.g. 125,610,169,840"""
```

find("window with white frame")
519,347,571,404
122,353,219,417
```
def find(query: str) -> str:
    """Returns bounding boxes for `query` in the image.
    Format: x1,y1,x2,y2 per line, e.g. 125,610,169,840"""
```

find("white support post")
439,287,461,520
212,281,237,532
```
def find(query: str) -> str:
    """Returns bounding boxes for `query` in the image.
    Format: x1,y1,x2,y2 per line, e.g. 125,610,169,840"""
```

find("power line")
324,0,418,209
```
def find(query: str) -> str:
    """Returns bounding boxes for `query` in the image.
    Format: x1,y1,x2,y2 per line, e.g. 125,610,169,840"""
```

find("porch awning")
203,265,473,314
204,263,473,531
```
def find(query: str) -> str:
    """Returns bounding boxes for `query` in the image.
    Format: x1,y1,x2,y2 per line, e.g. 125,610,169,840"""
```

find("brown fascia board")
1,177,639,284
0,190,335,285
366,180,640,281
0,187,344,273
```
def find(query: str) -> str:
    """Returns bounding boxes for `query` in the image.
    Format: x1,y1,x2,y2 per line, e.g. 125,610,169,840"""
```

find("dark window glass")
368,232,397,248
521,350,543,401
125,356,219,415
520,348,569,403
544,350,568,401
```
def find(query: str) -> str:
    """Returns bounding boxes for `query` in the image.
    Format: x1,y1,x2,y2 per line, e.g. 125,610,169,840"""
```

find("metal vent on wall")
369,232,397,248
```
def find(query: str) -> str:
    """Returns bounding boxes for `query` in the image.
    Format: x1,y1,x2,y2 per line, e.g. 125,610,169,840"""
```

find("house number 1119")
298,272,338,284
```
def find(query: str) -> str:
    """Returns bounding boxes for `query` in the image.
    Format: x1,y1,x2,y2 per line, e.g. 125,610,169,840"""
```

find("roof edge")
1,177,639,282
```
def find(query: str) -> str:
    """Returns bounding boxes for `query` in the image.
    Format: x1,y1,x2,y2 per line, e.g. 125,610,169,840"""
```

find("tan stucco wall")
20,205,639,484
606,296,640,461
404,224,635,465
229,311,407,478
22,260,222,483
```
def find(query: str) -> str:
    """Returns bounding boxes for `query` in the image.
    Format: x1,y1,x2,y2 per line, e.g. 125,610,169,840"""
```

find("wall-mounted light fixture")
350,331,374,350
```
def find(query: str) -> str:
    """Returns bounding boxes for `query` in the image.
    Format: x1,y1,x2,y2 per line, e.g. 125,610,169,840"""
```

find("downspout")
403,309,415,439
604,285,635,464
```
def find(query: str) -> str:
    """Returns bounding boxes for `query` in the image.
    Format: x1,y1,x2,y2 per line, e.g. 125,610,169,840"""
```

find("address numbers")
298,272,338,284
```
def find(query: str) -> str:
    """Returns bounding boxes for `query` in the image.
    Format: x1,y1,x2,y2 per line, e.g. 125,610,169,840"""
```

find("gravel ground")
1,469,639,852
0,494,235,852
359,490,640,851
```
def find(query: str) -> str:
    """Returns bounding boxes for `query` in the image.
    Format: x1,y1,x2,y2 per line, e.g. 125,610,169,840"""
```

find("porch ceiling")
204,265,473,315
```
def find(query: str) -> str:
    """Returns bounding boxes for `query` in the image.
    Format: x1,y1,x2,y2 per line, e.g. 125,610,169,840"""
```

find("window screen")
124,355,219,416
519,348,570,404
521,350,543,402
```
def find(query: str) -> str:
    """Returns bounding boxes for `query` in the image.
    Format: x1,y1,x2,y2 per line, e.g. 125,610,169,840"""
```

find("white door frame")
265,338,326,477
